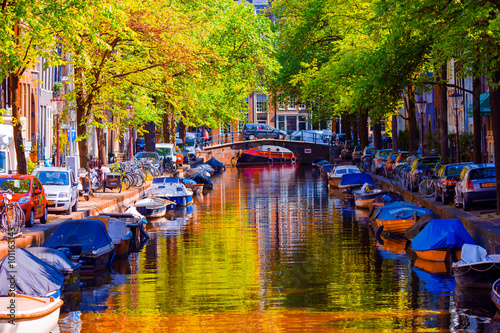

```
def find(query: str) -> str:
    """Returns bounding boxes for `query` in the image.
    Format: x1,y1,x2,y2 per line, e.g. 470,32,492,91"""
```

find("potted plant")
53,82,63,97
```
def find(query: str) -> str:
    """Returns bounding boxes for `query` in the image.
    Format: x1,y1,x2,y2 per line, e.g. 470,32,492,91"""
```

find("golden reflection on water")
55,166,493,332
62,309,432,332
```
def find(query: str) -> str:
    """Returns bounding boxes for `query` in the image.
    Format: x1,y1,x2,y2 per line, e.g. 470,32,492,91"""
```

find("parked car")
407,156,440,192
371,149,392,175
244,123,287,140
175,148,183,166
382,152,400,177
32,167,79,216
434,163,473,205
341,140,356,160
290,130,330,144
394,151,410,168
360,145,375,170
0,174,48,227
352,145,363,163
454,163,496,211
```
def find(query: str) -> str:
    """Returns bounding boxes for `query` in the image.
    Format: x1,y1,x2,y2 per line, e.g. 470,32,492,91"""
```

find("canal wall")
0,183,150,259
374,174,500,254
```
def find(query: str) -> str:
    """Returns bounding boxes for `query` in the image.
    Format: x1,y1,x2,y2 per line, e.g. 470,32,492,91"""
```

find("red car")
0,175,48,227
175,148,183,166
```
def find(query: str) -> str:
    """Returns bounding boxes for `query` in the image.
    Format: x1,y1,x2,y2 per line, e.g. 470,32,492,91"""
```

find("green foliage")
397,129,409,151
27,159,37,175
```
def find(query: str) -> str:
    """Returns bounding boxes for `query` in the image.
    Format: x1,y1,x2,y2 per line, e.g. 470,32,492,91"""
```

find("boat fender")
280,157,286,163
291,157,296,163
375,225,384,238
268,158,273,164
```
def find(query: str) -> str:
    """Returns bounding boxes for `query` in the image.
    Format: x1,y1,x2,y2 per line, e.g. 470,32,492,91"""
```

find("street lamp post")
449,90,462,163
51,97,65,167
415,98,427,157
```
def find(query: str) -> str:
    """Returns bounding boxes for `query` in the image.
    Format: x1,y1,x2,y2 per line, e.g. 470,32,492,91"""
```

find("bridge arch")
203,139,331,165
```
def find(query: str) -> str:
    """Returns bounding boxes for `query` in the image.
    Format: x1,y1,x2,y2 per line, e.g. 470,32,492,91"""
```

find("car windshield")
0,178,30,193
390,153,398,160
35,171,69,186
379,150,391,157
417,158,439,168
136,152,159,160
470,167,496,180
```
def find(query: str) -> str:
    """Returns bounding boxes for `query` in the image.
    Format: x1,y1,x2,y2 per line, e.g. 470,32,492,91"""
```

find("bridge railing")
203,130,336,147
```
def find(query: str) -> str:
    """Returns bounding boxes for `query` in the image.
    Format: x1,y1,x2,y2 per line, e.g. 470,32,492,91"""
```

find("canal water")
57,165,500,332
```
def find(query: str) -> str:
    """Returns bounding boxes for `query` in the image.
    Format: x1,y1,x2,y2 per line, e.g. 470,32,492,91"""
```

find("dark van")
244,123,287,140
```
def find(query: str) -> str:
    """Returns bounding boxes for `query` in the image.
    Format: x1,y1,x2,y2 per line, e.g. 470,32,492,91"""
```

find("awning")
467,93,491,117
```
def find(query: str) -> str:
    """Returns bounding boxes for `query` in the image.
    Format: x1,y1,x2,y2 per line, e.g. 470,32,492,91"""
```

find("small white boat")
0,295,63,333
328,165,360,188
147,177,193,206
134,197,176,218
353,183,387,209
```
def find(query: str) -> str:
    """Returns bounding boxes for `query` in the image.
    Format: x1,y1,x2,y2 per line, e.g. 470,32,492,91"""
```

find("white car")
32,167,79,215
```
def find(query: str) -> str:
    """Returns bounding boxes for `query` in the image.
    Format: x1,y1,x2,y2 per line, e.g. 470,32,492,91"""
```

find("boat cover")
339,173,374,187
182,178,197,185
459,244,491,263
0,248,64,297
26,247,81,274
411,219,475,251
404,213,439,241
321,164,335,172
193,164,215,173
108,219,133,244
317,160,331,167
373,202,434,221
44,219,113,255
206,157,226,172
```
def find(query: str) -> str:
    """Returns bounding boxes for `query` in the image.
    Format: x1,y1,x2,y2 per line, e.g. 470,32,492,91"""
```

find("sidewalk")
374,174,500,253
0,182,150,259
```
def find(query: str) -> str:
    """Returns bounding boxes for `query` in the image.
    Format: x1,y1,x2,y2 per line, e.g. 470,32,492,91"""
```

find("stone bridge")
203,139,332,165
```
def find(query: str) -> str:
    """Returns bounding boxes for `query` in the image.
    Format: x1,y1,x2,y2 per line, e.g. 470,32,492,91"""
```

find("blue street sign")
67,128,77,142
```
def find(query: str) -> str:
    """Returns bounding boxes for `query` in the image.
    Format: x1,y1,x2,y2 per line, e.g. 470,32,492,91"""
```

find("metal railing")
202,130,335,147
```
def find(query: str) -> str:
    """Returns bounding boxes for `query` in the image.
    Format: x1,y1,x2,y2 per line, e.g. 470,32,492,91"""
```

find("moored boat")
353,183,387,209
181,178,204,195
410,218,475,262
337,173,373,200
491,278,500,312
0,248,64,298
43,219,115,274
328,165,361,189
25,247,81,292
98,211,148,252
236,145,297,165
107,219,134,257
147,177,193,206
372,201,434,235
0,295,63,333
134,196,175,218
452,244,500,288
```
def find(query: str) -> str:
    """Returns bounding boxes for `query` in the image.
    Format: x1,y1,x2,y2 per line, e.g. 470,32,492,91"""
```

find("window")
298,103,307,110
256,94,267,113
289,98,296,109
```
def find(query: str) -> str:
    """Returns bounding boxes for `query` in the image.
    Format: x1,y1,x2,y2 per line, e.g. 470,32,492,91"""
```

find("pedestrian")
203,128,209,146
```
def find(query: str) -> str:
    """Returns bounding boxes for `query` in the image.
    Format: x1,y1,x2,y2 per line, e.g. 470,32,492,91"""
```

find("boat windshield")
0,178,30,194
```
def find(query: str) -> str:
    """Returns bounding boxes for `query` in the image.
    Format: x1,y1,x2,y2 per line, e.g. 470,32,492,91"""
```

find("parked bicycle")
0,189,25,235
418,174,437,198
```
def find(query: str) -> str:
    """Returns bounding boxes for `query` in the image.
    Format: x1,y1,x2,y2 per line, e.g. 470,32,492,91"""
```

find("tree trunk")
75,66,89,170
352,116,358,144
473,74,482,163
145,121,156,152
408,86,418,155
373,121,382,150
97,127,107,166
440,66,449,163
179,121,186,147
344,114,352,141
392,115,398,153
9,73,27,174
359,109,369,149
488,68,500,214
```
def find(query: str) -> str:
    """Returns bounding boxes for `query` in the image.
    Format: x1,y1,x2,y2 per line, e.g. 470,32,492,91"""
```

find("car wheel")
463,195,471,211
26,210,34,228
249,135,256,140
40,207,48,224
454,193,462,208
71,197,78,212
65,205,71,215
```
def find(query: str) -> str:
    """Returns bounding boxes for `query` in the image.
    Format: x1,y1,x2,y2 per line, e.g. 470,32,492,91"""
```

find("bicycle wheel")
2,204,25,234
419,177,435,197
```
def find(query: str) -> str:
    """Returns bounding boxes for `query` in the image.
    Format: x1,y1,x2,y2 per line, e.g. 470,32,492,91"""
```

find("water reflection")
55,165,500,332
